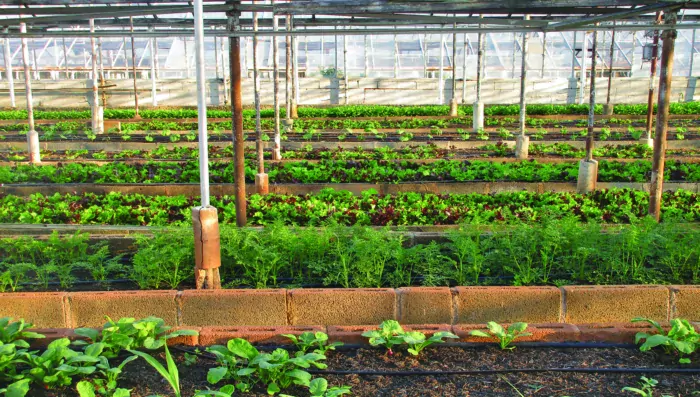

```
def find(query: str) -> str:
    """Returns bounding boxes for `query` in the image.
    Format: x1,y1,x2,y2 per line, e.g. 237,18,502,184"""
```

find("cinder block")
453,323,579,343
0,292,67,328
68,291,178,328
199,325,324,345
167,327,201,347
288,288,396,326
179,289,287,327
670,286,700,321
564,286,669,324
454,287,561,324
398,287,453,324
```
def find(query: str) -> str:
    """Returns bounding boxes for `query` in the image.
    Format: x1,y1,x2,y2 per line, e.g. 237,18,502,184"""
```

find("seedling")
401,331,458,356
283,332,343,355
362,320,405,355
309,378,352,397
632,317,699,364
469,322,532,350
129,346,181,397
622,376,672,397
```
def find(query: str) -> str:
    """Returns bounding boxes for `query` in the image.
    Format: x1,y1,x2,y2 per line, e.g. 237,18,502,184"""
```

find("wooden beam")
546,3,680,31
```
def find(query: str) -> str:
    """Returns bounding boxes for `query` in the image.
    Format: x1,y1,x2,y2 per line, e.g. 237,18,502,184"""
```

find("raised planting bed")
2,160,700,186
0,220,698,292
0,189,697,226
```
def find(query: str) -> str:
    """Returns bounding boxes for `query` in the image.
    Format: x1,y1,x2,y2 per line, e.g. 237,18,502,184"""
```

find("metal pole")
461,32,468,103
439,33,445,103
421,33,427,78
649,12,677,221
690,29,696,77
221,38,228,104
230,15,246,227
98,37,106,107
519,16,529,135
150,36,157,106
570,31,577,80
194,0,209,206
291,17,299,117
272,2,281,160
606,29,616,107
285,18,291,118
511,32,517,78
394,32,399,78
451,25,457,101
184,36,190,78
253,11,263,175
646,12,662,140
476,30,484,103
130,17,140,118
343,34,348,104
364,30,369,77
122,37,128,79
214,36,220,80
62,37,69,78
579,32,588,105
20,23,39,164
89,20,100,134
541,32,547,78
631,31,637,75
586,31,598,162
4,37,15,108
154,38,160,79
334,28,338,75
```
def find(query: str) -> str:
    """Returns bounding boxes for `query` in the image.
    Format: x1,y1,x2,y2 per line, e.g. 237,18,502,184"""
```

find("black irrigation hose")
306,368,700,376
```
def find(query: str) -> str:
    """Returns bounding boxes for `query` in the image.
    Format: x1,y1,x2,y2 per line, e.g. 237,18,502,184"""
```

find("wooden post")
511,32,517,78
285,18,291,120
577,30,599,194
129,17,140,118
649,12,677,221
230,15,247,227
474,17,485,132
221,38,228,104
20,23,40,164
192,207,222,289
272,1,281,160
645,12,662,141
98,37,107,108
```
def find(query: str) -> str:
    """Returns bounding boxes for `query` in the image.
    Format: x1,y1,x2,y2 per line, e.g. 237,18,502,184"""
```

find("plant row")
4,144,698,162
3,159,699,184
2,189,697,227
4,102,700,120
2,217,699,292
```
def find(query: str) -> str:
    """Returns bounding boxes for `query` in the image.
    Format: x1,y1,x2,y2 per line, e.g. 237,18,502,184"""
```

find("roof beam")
546,2,680,31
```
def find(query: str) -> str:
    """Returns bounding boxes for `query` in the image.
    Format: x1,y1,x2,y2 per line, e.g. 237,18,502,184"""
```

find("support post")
541,32,547,78
511,32,517,78
569,31,578,105
98,37,106,108
253,11,267,195
579,32,588,105
62,37,69,78
439,33,445,104
184,37,190,78
290,16,298,119
130,17,140,118
604,28,616,115
649,12,677,221
221,38,228,104
364,31,369,77
343,34,348,105
4,36,15,108
461,32,467,104
645,12,662,147
394,31,399,78
690,29,696,77
449,24,458,117
474,17,485,132
154,38,160,79
230,14,246,227
272,1,281,160
515,16,530,160
578,31,599,194
20,23,39,164
214,36,220,80
89,20,103,134
150,36,158,107
122,37,128,79
192,0,221,289
285,17,292,128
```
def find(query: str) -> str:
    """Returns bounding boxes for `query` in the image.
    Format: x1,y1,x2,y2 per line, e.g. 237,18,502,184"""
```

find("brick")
454,287,561,324
398,287,453,324
179,290,287,327
0,292,67,328
577,322,662,343
30,328,79,348
167,327,201,347
199,326,324,346
68,291,178,328
288,288,396,326
453,323,579,343
670,286,700,321
564,286,669,324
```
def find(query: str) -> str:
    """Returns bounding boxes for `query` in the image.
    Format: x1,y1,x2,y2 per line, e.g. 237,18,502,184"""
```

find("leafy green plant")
362,320,405,355
24,338,100,388
129,346,181,397
622,376,672,397
0,317,45,346
283,332,343,355
632,317,699,364
309,378,352,397
469,322,532,350
401,331,458,356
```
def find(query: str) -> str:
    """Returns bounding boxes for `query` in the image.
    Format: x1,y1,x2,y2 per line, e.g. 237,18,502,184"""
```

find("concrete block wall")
0,77,699,108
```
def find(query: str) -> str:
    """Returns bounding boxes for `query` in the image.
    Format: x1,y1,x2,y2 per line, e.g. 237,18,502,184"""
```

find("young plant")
24,338,100,388
283,332,343,355
622,376,671,397
309,378,352,397
632,317,699,364
469,322,532,350
0,317,46,346
401,331,458,356
128,345,181,397
361,320,406,355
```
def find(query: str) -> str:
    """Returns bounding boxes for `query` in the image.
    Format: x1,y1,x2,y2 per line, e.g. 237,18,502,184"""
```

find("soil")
25,345,700,397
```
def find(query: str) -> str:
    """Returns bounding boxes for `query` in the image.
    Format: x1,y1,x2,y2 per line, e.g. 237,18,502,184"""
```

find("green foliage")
283,332,343,355
632,317,699,364
402,331,458,356
131,229,194,289
129,346,181,397
362,320,406,354
622,376,672,397
469,322,532,350
309,378,352,397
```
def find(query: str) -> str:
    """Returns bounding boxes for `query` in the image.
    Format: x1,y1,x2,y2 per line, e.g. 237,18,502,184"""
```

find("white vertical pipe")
462,33,468,104
343,34,348,105
393,32,399,78
439,34,445,104
214,36,220,79
293,34,299,104
193,0,209,206
364,29,369,77
151,36,158,106
4,36,15,108
154,38,160,79
579,33,588,105
20,23,39,164
690,29,696,77
221,38,228,104
253,11,262,162
570,32,577,79
519,16,530,135
272,3,281,160
89,20,100,134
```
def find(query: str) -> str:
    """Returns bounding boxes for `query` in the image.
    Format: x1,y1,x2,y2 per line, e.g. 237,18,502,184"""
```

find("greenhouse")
0,1,699,396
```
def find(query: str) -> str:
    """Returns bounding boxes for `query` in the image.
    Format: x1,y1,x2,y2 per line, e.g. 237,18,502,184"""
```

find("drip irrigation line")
306,368,700,376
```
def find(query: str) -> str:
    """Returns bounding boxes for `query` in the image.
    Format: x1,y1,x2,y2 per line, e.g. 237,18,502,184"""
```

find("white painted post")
89,20,102,134
394,32,399,78
462,33,468,104
343,34,348,105
579,33,588,105
151,36,158,106
4,36,16,108
439,34,445,104
20,23,39,164
154,38,160,79
272,3,281,160
690,29,696,77
474,18,485,132
364,29,369,77
516,16,530,159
